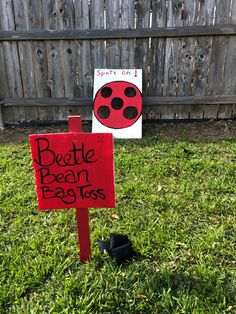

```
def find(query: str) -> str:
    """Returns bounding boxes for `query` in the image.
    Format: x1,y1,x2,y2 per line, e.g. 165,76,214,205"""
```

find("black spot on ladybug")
98,106,110,119
101,87,112,98
123,106,138,119
125,87,136,97
111,97,124,110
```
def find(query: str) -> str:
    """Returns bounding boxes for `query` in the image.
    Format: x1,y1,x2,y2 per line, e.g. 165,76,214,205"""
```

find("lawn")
0,124,236,313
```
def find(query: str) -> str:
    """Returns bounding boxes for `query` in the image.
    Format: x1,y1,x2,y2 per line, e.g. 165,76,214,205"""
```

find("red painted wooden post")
68,116,91,262
68,115,83,133
76,208,91,262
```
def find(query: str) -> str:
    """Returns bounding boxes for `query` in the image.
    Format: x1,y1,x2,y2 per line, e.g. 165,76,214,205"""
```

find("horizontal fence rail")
0,25,236,41
3,95,236,107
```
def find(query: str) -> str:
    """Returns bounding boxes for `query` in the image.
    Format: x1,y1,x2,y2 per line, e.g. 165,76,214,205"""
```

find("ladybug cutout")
93,81,142,129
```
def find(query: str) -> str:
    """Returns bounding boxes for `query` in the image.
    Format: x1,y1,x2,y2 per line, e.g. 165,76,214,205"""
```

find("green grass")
0,131,236,313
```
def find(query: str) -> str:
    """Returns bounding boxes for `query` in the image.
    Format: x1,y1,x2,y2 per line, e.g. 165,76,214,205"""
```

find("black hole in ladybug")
125,87,136,97
123,106,138,119
97,106,110,119
111,97,123,110
101,87,112,98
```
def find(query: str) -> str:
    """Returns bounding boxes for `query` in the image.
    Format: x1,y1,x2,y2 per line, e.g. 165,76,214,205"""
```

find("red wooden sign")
29,133,115,210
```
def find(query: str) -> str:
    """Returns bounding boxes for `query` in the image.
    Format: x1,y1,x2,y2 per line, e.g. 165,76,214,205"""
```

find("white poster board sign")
92,69,142,138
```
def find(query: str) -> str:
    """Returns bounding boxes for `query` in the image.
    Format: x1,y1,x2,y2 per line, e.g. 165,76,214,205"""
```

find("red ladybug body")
93,81,142,129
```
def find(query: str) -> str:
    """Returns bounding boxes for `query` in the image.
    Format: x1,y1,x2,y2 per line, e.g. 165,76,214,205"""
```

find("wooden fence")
0,0,236,123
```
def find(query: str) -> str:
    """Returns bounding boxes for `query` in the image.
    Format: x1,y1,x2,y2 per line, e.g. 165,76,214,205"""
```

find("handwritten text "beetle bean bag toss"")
29,133,115,210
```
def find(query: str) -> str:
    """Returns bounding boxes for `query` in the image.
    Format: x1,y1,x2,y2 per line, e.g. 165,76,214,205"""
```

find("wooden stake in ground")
68,116,91,262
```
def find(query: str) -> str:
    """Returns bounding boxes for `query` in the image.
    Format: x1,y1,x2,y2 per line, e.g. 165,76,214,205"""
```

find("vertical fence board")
197,37,218,119
0,0,9,98
32,41,50,98
177,1,198,97
13,0,39,121
189,102,205,119
58,0,76,100
144,105,161,120
162,0,183,118
223,0,236,95
0,0,24,121
192,0,217,119
218,0,236,119
44,0,65,98
42,0,65,121
4,42,23,98
29,0,50,99
175,1,198,119
217,104,233,119
73,1,83,98
57,0,79,119
74,0,92,98
211,0,232,119
192,1,215,96
135,0,151,96
0,43,9,97
149,0,167,99
208,0,231,96
90,0,105,69
120,0,135,68
13,0,36,97
0,0,23,98
105,0,121,68
163,0,183,97
232,104,236,118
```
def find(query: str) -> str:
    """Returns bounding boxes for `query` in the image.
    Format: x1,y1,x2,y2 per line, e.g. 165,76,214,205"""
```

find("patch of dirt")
0,120,236,145
143,120,236,141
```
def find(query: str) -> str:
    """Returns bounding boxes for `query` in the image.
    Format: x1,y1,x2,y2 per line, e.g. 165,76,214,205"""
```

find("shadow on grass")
91,255,235,312
1,254,235,313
